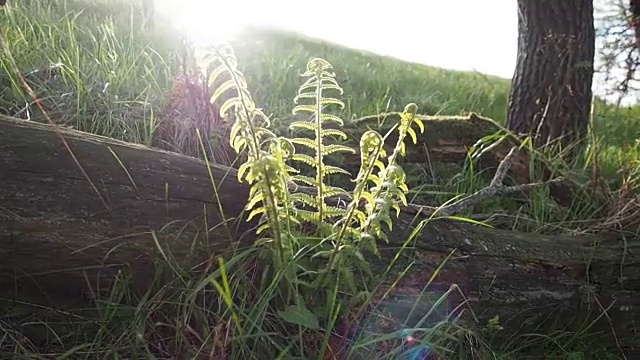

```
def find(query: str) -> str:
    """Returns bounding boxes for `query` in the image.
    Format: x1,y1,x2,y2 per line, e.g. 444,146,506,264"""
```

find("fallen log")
0,115,638,349
0,114,257,306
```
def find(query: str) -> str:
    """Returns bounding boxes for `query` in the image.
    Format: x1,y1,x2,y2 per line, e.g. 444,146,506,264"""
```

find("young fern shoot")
203,44,296,264
361,103,424,248
323,104,424,286
289,58,354,233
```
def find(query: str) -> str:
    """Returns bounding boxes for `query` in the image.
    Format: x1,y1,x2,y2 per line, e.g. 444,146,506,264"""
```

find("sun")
154,0,266,44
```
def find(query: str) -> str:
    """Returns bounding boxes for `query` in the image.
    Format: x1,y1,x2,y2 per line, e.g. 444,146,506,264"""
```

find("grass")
0,0,638,359
0,0,183,144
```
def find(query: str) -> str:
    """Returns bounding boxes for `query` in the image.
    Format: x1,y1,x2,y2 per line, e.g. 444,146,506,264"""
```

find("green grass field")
1,0,638,359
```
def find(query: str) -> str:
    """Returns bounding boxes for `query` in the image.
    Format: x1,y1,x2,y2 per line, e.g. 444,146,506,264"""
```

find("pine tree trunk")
507,0,595,154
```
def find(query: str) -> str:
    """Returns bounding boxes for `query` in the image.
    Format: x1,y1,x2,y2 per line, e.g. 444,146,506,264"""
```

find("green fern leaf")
323,185,349,197
407,127,418,144
290,154,316,167
289,122,318,132
323,165,351,176
245,191,265,212
320,129,348,139
291,104,318,115
291,175,317,187
323,144,355,155
324,206,346,217
289,138,317,150
291,193,317,208
237,162,252,182
247,207,266,222
318,114,345,126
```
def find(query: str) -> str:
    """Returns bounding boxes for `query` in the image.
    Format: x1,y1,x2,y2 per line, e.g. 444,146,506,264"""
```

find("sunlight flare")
155,0,265,43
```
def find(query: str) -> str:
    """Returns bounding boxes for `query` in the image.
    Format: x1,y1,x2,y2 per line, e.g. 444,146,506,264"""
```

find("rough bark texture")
631,0,640,45
507,0,595,151
371,216,639,349
0,114,256,306
0,116,638,349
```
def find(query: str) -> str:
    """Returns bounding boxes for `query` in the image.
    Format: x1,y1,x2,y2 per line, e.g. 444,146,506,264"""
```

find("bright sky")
157,0,519,79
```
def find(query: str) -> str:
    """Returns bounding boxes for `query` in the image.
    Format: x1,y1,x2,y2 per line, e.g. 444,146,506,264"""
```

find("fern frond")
323,144,355,156
317,114,345,125
361,103,424,245
290,154,316,167
320,129,348,139
323,165,351,176
323,185,350,198
289,122,318,132
201,44,296,264
291,192,317,206
291,175,318,187
289,138,317,150
288,58,351,225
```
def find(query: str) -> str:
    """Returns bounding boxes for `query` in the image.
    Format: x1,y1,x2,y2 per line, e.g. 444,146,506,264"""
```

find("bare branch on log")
424,146,564,217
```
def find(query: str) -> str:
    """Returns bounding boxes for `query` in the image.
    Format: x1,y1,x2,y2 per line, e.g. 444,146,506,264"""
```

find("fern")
320,103,424,288
202,44,296,264
202,47,425,299
361,103,424,246
289,58,354,230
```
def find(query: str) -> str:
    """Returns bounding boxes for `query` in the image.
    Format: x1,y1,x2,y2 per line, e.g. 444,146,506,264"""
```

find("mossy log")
0,115,638,349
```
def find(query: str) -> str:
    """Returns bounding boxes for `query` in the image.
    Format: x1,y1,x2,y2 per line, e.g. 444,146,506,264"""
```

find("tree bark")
371,215,639,349
507,0,595,154
0,115,637,348
631,0,640,45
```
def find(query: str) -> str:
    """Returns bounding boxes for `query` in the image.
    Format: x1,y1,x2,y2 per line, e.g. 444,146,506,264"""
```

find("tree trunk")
0,115,637,349
631,0,640,45
507,0,595,154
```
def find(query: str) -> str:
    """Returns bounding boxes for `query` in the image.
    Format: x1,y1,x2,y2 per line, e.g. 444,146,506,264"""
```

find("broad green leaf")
277,305,320,330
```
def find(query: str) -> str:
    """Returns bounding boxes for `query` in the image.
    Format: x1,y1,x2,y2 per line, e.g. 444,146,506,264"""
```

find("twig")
414,147,564,217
